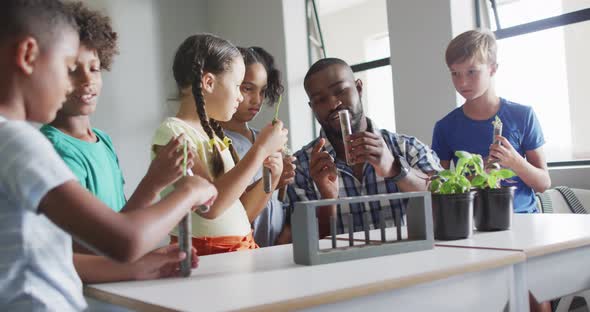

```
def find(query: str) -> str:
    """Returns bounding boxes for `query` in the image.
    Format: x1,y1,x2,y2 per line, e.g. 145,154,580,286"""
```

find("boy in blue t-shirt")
432,29,551,214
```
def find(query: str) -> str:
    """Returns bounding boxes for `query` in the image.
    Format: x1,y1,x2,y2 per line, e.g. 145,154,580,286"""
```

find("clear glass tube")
339,110,353,165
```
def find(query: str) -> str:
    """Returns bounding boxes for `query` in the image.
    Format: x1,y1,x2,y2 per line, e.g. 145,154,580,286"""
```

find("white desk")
86,244,524,311
436,214,590,302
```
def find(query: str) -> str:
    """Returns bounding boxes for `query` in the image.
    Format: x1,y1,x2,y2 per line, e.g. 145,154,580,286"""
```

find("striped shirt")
0,116,86,311
286,119,442,233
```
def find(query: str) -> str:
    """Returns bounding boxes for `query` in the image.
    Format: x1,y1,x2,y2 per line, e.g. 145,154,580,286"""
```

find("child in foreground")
0,1,216,309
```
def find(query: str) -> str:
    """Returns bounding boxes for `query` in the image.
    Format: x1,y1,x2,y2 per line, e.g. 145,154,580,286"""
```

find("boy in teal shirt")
41,1,202,284
42,127,126,211
40,1,126,212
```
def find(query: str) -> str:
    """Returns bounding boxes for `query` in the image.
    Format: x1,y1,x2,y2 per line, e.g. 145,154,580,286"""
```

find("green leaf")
273,95,283,121
471,175,487,188
455,158,467,176
473,155,484,174
430,179,441,192
453,183,465,194
439,170,454,178
441,182,454,195
455,151,472,159
492,115,503,128
487,175,498,189
496,169,516,179
458,175,471,189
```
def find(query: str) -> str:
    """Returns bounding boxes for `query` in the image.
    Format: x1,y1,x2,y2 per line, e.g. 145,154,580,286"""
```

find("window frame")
480,2,590,167
306,0,393,134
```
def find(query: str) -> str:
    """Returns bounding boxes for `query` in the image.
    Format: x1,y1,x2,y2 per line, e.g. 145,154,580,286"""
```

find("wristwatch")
390,156,410,183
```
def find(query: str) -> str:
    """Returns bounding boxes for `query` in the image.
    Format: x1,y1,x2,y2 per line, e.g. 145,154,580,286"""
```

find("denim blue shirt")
225,128,286,247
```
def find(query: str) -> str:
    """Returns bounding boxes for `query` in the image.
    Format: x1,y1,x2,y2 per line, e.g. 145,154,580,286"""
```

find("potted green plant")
465,115,517,231
429,151,481,240
471,163,516,231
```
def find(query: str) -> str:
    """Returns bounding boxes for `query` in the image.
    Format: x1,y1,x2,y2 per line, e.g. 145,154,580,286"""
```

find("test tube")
278,185,287,201
178,213,192,277
339,110,354,165
489,117,503,166
395,208,402,241
179,137,210,214
363,211,371,244
277,148,292,201
263,118,280,194
348,214,354,246
179,141,192,277
379,209,386,242
493,120,502,145
330,215,337,249
263,167,272,193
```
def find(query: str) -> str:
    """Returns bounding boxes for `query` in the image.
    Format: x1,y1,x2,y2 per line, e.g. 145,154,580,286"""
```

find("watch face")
391,156,409,182
398,156,409,171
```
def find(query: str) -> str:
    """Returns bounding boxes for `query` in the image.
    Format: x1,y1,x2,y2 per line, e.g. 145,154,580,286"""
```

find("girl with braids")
221,47,296,247
152,34,289,255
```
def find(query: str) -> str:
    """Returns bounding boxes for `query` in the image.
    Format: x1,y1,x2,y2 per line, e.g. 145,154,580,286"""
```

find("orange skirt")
170,231,259,256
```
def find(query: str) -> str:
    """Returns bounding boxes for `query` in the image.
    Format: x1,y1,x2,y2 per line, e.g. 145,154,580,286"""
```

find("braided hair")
172,34,241,178
237,46,284,105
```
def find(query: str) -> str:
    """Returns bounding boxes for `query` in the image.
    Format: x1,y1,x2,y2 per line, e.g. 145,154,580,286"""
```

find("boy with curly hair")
41,1,124,213
41,1,201,284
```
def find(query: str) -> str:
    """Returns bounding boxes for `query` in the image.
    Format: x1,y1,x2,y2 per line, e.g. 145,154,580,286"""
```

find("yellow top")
152,117,251,237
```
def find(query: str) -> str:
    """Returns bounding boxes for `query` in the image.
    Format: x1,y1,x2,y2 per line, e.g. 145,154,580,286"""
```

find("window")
308,0,395,132
364,34,395,131
478,0,590,164
485,0,590,30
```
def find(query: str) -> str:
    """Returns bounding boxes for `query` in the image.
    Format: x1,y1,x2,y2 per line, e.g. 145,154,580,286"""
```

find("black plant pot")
432,191,475,240
474,186,516,231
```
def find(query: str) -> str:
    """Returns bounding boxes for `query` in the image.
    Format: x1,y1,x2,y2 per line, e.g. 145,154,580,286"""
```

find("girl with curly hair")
220,47,295,247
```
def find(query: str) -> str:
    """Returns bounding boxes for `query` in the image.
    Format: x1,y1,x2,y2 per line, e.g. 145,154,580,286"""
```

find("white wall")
84,0,208,195
282,0,316,151
90,0,311,194
318,0,395,131
320,0,388,65
550,167,590,189
81,0,589,193
563,0,590,159
386,0,459,145
557,0,590,188
154,1,210,116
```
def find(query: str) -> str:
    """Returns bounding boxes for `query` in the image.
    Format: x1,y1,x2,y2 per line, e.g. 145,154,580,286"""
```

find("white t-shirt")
0,116,86,311
152,117,251,237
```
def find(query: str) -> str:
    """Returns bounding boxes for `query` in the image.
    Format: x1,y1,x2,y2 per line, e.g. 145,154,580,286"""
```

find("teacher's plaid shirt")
286,119,442,234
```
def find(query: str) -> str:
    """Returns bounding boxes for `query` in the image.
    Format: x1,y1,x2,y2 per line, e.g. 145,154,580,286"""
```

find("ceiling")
316,0,371,16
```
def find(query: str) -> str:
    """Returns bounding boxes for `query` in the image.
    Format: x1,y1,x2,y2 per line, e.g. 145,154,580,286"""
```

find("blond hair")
445,29,497,67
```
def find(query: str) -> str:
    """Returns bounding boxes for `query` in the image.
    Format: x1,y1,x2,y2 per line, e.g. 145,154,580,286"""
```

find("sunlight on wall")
493,0,574,161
